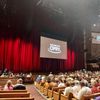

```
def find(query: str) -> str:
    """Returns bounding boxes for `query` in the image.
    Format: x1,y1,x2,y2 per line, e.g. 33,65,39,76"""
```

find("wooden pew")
43,87,48,96
81,92,100,100
47,86,65,99
53,91,60,100
0,92,30,98
0,90,27,93
70,92,100,100
60,94,68,100
52,87,65,100
0,97,34,100
0,77,18,86
60,92,74,100
36,83,41,90
48,89,52,98
40,85,44,93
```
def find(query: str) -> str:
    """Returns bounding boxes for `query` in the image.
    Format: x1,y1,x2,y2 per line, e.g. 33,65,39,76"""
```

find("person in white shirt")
58,79,66,87
74,81,92,100
63,82,73,96
72,80,81,95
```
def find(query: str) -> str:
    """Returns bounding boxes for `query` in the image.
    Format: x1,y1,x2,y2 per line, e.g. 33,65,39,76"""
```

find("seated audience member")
26,72,32,78
4,80,13,90
63,82,73,96
40,75,46,86
91,80,100,93
36,75,41,84
44,77,51,89
48,72,53,77
74,81,92,100
9,72,14,78
48,72,54,80
72,80,81,95
58,79,66,87
3,68,8,75
0,73,5,77
49,79,58,89
13,78,26,90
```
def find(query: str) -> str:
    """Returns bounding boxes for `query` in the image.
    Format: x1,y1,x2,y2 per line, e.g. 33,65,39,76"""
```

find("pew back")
82,93,100,100
0,97,34,100
0,92,30,98
0,77,18,86
0,90,27,93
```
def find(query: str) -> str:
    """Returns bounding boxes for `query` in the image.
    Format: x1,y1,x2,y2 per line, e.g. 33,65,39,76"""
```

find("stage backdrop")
0,31,84,73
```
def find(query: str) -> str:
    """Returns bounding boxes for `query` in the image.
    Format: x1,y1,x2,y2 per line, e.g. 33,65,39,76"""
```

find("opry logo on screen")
48,44,61,54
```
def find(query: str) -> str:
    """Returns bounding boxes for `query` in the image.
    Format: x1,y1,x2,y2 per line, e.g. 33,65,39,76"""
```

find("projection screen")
40,36,67,59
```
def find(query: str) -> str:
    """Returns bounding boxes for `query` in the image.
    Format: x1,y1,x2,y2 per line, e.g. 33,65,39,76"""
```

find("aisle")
26,85,47,100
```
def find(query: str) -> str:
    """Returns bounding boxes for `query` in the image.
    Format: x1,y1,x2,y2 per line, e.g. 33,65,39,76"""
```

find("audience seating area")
0,71,100,100
34,73,100,100
35,82,100,100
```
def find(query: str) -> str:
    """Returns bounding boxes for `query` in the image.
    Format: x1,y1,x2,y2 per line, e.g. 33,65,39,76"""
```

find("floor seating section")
35,82,100,100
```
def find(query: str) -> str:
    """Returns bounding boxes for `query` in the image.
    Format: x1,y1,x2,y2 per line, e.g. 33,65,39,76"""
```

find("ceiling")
0,0,100,36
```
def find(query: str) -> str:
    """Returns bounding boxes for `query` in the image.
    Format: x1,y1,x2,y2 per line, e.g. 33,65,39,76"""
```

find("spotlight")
93,24,96,27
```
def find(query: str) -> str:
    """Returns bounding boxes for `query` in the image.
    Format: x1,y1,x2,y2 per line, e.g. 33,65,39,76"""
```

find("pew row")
81,92,100,100
0,77,18,86
53,88,65,100
0,92,30,98
0,97,34,100
0,90,27,93
34,82,100,100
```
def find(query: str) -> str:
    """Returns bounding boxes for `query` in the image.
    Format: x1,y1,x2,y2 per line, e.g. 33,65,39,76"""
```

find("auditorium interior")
0,0,100,100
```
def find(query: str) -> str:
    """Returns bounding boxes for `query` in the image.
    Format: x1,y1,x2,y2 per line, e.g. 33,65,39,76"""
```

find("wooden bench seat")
69,92,100,100
43,88,48,96
0,77,18,86
48,89,52,98
60,94,68,100
0,97,34,100
58,92,75,100
0,92,30,98
81,92,100,100
52,87,65,100
53,91,60,100
40,85,44,93
0,90,27,93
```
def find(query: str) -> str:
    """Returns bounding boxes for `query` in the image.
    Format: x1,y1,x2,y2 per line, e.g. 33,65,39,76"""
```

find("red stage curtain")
0,38,35,72
0,39,4,71
64,48,75,70
40,48,75,72
0,37,83,72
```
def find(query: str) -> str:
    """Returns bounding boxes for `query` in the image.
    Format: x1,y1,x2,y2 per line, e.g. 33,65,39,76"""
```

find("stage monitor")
40,36,67,59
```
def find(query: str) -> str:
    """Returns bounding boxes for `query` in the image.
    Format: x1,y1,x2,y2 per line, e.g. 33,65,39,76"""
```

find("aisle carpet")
26,85,47,100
